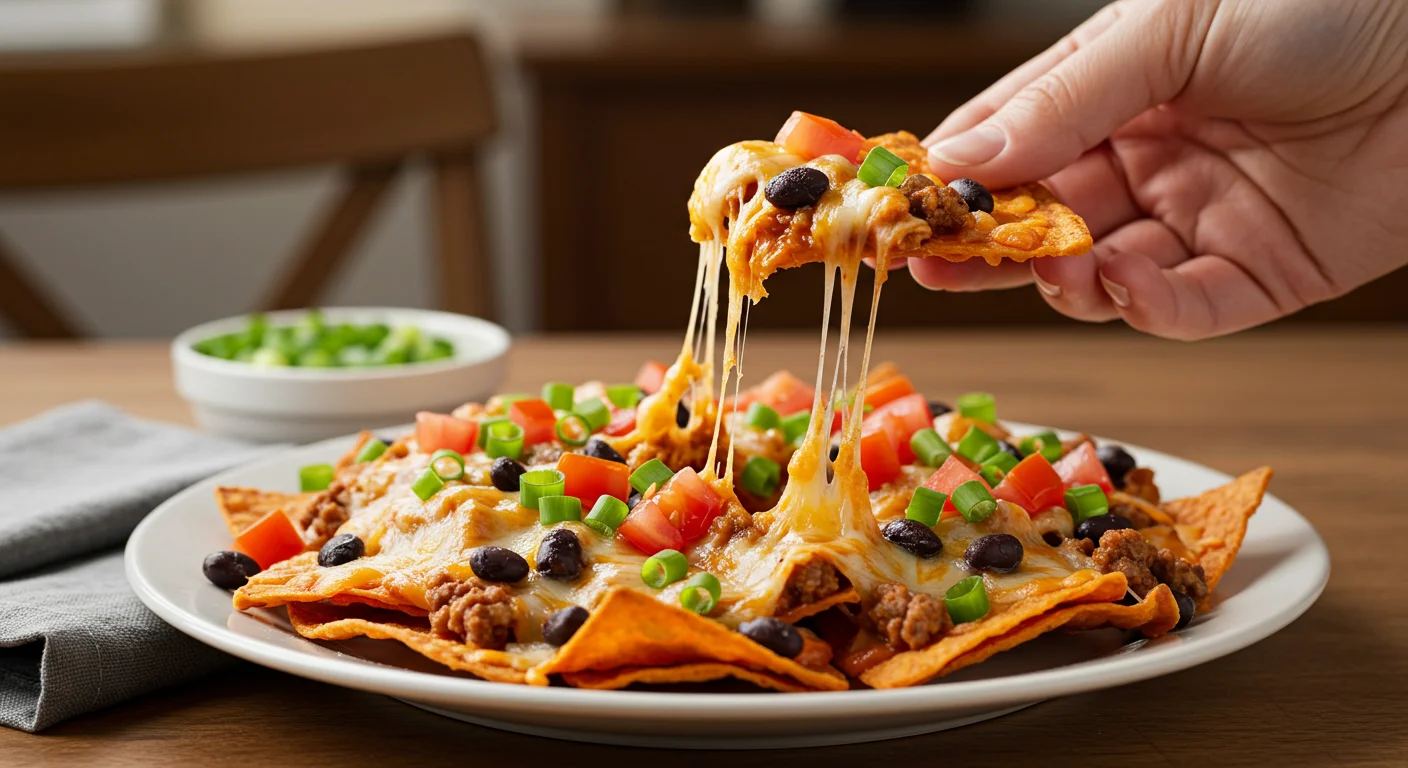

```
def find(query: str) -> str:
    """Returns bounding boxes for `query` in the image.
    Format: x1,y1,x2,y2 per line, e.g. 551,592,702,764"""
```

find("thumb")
926,1,1210,189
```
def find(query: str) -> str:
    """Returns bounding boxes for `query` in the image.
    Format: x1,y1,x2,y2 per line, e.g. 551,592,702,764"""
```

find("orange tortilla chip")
215,486,317,536
1163,467,1273,592
562,663,821,693
528,587,848,691
232,551,419,614
777,587,860,624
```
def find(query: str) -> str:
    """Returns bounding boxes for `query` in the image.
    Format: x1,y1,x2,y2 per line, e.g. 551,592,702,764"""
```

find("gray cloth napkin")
0,402,269,732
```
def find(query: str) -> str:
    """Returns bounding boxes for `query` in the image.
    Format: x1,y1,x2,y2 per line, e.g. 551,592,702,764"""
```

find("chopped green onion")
979,452,1019,486
956,425,1001,464
299,464,335,492
606,384,645,409
781,411,812,445
298,348,336,368
585,495,630,537
519,469,566,510
476,416,509,448
679,572,722,614
951,479,997,523
554,413,591,447
740,456,781,497
957,392,996,423
485,420,525,460
429,449,465,481
411,468,445,501
542,382,575,412
250,347,290,367
857,146,908,188
538,495,583,525
910,428,952,467
944,575,990,624
745,402,781,431
354,439,388,464
1019,431,1064,462
574,397,611,432
905,487,948,527
1065,484,1110,524
641,549,689,588
629,458,675,494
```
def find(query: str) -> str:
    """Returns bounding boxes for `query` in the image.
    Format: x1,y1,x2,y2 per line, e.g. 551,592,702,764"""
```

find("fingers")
1031,218,1190,323
926,1,1207,189
1042,145,1140,239
908,257,1033,292
1101,252,1287,341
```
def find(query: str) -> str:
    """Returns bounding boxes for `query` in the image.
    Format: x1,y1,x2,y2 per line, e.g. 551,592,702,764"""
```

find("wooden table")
2,331,1406,766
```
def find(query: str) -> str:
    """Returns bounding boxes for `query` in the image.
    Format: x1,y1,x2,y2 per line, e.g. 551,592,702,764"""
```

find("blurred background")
1,0,1404,340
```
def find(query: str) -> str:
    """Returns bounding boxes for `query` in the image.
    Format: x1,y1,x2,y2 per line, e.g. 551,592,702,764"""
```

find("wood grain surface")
1,330,1405,767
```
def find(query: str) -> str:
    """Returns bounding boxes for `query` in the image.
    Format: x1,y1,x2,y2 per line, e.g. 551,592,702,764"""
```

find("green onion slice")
1065,484,1110,524
519,469,566,510
978,451,1019,486
476,416,508,448
606,384,645,409
574,397,611,432
629,458,675,494
944,575,990,624
956,425,1000,464
857,146,908,188
299,464,335,492
585,495,630,537
1019,431,1063,462
780,411,811,445
542,382,575,412
354,438,388,464
429,449,465,480
956,392,996,423
910,428,952,467
554,413,591,447
538,494,583,525
740,456,781,497
485,420,525,460
905,487,948,527
951,479,997,523
745,402,781,431
411,467,445,501
680,572,722,615
641,549,689,588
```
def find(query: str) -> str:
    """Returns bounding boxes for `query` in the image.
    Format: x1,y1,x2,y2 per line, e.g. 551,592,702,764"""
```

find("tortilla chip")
562,663,820,693
777,587,860,624
335,431,375,472
528,587,848,691
215,486,318,536
1163,467,1273,592
232,551,419,614
286,601,529,683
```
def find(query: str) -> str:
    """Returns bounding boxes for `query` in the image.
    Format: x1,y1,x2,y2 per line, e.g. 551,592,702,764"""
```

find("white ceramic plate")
126,427,1329,749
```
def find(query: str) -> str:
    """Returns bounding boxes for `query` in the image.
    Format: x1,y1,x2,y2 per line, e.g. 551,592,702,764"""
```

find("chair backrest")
0,32,495,189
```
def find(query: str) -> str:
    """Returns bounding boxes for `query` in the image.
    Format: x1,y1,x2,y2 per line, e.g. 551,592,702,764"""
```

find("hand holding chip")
914,0,1408,340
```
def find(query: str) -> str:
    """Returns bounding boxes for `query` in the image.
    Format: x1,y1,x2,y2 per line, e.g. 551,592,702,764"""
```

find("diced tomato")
863,392,930,463
1053,442,1114,494
863,375,917,409
923,454,991,519
603,407,637,437
653,466,726,542
233,509,306,569
775,111,866,163
635,361,668,395
415,411,478,454
617,499,685,555
863,411,913,465
557,453,630,509
509,398,557,445
754,370,815,415
993,453,1066,513
859,424,902,491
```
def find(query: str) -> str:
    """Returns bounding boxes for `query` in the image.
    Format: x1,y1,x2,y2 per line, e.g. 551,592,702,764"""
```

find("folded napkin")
0,402,269,732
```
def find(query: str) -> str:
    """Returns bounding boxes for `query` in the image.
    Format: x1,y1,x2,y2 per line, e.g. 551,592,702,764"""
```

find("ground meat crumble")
300,481,350,547
426,574,517,650
1122,467,1161,505
776,559,843,613
867,582,950,651
1092,529,1207,600
900,175,969,234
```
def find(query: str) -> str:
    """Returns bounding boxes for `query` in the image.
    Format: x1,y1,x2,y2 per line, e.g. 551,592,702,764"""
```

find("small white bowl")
172,307,510,444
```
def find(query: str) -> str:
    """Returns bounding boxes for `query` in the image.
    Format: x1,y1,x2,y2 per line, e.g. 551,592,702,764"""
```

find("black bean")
490,456,527,492
583,437,626,464
927,400,952,418
882,519,943,559
542,606,590,646
676,401,690,428
318,533,365,567
738,617,804,659
764,166,829,209
1042,531,1064,547
948,178,994,214
1097,445,1136,489
1074,513,1134,543
469,545,529,583
1171,589,1197,630
627,490,642,510
536,527,585,581
964,533,1024,573
828,443,840,462
998,440,1024,460
202,550,260,590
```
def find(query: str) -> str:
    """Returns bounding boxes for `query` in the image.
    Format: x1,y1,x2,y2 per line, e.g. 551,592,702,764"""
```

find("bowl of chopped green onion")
173,308,509,443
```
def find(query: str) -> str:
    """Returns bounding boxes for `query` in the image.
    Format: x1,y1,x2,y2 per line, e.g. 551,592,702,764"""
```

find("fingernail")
929,124,1006,167
1099,270,1130,307
1032,271,1062,298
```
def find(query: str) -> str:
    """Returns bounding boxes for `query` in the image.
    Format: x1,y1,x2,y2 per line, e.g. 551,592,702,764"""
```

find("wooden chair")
0,32,496,338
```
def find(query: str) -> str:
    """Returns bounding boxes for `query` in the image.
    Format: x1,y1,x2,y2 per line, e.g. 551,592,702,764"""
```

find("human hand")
910,0,1408,340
